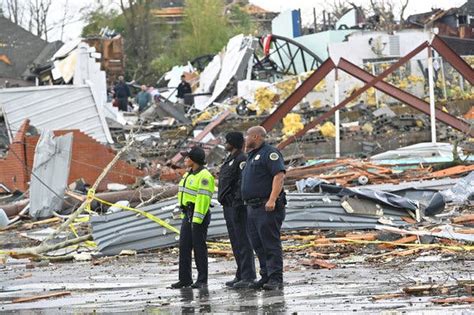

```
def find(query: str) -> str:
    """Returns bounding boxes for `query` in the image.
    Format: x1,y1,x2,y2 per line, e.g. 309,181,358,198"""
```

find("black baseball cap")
181,146,206,165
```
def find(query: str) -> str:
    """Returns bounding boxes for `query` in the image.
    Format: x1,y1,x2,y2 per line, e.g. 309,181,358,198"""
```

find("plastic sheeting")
202,34,255,110
30,131,73,219
370,142,465,162
425,171,474,215
299,182,419,211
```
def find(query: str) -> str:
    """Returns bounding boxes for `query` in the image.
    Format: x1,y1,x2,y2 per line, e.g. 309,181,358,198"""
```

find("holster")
181,203,195,222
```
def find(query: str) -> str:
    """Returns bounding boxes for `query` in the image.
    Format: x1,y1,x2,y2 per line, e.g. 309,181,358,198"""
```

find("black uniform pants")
117,97,128,111
223,204,256,281
247,203,285,283
178,211,211,284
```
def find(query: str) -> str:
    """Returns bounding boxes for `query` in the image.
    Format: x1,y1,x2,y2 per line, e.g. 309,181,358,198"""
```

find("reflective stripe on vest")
193,212,206,220
197,189,213,198
179,187,197,196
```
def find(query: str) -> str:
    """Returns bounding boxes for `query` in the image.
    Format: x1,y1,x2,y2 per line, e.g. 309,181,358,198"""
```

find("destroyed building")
406,0,474,38
0,15,62,87
0,1,473,312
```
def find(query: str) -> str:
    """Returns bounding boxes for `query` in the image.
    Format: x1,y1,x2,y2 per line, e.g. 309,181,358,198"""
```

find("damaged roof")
440,36,474,55
0,85,113,144
0,16,61,81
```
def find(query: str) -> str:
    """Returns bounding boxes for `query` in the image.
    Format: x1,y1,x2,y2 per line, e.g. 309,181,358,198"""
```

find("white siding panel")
0,85,112,143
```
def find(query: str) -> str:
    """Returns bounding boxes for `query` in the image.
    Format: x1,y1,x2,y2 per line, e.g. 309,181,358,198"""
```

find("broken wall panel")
0,120,143,192
0,85,113,144
29,132,73,219
25,130,144,192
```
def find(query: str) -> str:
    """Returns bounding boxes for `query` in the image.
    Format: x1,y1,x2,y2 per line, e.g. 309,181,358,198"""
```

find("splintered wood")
285,159,474,186
301,258,337,269
12,291,71,303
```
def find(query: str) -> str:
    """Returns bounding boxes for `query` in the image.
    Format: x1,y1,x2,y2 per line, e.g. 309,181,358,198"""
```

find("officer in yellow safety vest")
171,146,215,289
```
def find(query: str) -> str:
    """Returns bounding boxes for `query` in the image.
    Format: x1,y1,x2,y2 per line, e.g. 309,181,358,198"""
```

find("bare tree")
329,0,350,19
399,0,410,24
27,0,52,40
368,0,410,30
4,0,24,25
119,0,153,80
59,0,70,41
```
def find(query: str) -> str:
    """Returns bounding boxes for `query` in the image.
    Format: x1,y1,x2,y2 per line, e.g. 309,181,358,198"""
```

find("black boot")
170,280,192,289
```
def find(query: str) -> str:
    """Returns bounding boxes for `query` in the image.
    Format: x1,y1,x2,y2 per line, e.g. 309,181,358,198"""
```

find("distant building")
405,0,474,39
150,0,276,31
84,36,126,87
0,15,62,87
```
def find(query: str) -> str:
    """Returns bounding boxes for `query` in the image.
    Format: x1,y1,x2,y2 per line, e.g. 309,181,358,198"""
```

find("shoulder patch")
269,152,279,161
201,178,209,186
239,161,246,170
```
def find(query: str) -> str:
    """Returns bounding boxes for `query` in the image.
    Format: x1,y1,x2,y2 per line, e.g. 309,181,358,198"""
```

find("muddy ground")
1,249,473,314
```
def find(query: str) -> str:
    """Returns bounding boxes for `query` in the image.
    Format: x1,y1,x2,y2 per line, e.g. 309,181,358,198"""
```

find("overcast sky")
46,0,467,42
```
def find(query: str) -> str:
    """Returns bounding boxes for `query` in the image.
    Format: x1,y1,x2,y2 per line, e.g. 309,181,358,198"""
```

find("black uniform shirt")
218,150,247,207
177,81,192,98
241,143,285,200
114,82,131,98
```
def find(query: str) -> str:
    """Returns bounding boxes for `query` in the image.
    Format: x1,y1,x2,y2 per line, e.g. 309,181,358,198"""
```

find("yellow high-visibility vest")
178,168,215,224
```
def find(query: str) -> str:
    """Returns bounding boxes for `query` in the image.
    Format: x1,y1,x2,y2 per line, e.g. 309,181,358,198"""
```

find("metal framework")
258,35,474,150
430,36,474,85
261,58,335,131
253,34,325,77
168,110,231,166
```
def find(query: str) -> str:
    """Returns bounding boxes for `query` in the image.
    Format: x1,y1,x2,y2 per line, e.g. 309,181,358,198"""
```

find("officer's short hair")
248,126,267,138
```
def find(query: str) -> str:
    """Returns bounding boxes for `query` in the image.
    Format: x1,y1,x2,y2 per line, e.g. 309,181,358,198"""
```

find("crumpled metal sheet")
0,85,113,144
90,193,410,255
30,131,73,219
300,182,419,211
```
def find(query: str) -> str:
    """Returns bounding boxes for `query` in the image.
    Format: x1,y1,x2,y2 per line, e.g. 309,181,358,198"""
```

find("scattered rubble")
0,3,473,312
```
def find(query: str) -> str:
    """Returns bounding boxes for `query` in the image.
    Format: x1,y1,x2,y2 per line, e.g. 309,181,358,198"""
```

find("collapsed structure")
0,2,473,309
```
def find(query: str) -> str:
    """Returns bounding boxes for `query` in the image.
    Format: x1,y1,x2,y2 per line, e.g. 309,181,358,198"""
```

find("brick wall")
0,121,30,192
0,120,144,192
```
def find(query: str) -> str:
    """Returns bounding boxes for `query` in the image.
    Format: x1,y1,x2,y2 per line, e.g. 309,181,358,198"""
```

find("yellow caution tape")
91,194,180,235
69,223,79,238
83,189,96,214
74,216,90,223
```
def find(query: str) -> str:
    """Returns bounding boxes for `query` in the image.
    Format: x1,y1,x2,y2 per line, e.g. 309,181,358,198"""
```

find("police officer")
241,126,286,290
171,146,215,289
218,132,256,288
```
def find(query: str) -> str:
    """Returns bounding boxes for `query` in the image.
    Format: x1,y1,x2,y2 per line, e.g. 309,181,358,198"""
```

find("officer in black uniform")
218,132,256,289
241,126,286,290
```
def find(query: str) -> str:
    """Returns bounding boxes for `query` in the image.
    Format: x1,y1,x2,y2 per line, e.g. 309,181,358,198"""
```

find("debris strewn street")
0,0,473,312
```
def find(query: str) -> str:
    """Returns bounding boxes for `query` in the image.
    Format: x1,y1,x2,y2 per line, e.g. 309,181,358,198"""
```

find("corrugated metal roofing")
29,131,73,219
0,85,113,143
91,193,409,255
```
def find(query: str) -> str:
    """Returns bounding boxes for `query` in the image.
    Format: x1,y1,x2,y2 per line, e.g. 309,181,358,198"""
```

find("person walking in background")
114,75,131,112
135,85,152,112
176,74,192,103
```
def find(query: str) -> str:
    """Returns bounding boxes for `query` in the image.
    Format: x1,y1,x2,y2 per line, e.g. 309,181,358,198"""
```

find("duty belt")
244,198,267,206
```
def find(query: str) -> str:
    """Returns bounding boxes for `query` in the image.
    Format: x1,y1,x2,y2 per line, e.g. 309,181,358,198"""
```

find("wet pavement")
1,252,473,314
